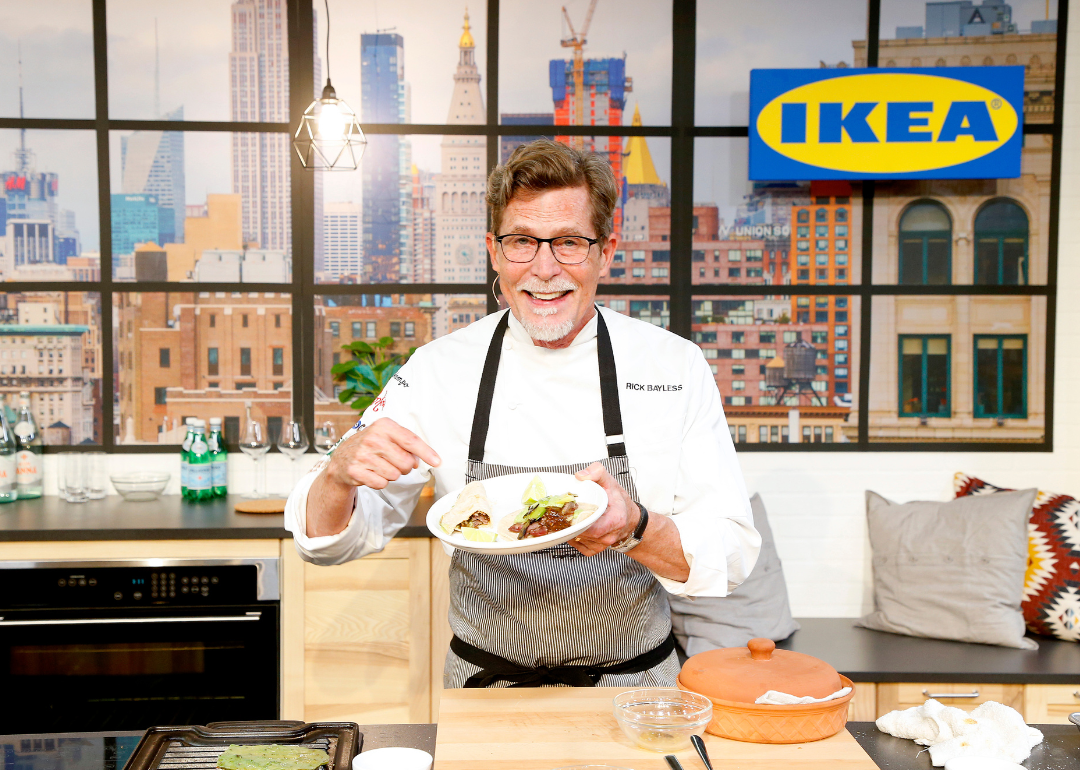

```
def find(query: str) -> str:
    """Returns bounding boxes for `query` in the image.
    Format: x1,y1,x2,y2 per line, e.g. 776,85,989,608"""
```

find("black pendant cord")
323,0,331,83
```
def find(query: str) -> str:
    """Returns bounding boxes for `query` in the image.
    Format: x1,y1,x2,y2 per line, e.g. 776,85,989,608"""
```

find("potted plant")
331,336,416,412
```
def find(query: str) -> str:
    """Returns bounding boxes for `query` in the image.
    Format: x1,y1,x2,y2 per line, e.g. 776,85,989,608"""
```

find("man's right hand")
326,417,441,490
305,418,440,538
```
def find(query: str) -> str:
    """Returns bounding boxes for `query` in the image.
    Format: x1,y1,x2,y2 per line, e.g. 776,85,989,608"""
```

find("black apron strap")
451,632,676,689
467,309,626,464
595,311,626,458
467,312,511,464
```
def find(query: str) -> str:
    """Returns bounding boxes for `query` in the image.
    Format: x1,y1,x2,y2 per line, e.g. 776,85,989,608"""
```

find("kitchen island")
1,721,1075,770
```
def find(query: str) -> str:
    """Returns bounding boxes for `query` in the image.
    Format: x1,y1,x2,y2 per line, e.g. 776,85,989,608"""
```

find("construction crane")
560,0,598,150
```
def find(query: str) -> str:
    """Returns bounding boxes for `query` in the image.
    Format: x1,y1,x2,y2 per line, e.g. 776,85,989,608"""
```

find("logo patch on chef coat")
392,373,409,387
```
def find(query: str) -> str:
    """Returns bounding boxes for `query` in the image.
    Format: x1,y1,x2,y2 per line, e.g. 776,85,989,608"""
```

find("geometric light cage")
292,93,367,171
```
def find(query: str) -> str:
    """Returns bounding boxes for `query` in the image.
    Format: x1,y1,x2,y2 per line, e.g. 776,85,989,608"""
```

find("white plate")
426,471,608,555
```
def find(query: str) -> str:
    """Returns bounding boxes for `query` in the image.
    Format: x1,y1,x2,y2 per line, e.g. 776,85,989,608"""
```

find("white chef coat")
285,307,760,598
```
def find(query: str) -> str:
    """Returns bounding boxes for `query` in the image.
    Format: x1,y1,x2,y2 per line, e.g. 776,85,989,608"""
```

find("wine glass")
277,419,310,494
239,418,271,499
313,420,337,455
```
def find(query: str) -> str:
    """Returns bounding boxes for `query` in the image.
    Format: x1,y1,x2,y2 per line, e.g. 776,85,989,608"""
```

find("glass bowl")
110,472,170,501
612,687,712,753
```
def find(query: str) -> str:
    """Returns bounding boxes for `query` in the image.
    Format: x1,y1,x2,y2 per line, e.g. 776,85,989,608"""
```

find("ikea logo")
749,67,1024,180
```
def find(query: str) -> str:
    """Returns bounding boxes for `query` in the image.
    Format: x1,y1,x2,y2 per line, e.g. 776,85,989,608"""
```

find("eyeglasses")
495,234,599,265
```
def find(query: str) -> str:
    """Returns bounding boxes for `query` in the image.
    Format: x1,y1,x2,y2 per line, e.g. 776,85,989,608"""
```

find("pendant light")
293,0,367,170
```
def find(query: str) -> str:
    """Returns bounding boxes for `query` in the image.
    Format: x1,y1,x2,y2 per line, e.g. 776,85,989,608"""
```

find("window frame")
973,334,1028,419
0,0,1059,454
898,200,953,286
973,198,1030,286
897,335,952,418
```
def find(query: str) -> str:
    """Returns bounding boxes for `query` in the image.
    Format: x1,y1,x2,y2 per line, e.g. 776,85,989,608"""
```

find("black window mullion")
92,0,114,450
485,0,500,316
289,0,316,444
668,0,696,340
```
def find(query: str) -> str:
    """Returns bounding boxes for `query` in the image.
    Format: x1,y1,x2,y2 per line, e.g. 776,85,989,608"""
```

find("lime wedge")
522,475,547,505
459,527,499,543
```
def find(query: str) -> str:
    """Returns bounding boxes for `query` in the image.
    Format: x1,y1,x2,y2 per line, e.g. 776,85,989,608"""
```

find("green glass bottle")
180,418,196,498
208,417,228,498
187,422,213,502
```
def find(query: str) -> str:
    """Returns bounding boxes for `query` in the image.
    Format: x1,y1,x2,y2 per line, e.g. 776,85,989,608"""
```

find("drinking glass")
86,451,108,499
277,419,309,493
58,452,89,503
239,419,271,499
313,421,337,455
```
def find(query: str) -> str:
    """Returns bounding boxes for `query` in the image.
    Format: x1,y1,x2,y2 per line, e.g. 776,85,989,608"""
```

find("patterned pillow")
955,472,1080,641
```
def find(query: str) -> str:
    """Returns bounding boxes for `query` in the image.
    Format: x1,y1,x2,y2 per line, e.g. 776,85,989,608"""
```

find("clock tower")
434,9,488,335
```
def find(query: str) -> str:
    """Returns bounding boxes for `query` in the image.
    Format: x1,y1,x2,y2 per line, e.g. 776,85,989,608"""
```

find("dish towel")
876,699,1043,767
755,686,852,705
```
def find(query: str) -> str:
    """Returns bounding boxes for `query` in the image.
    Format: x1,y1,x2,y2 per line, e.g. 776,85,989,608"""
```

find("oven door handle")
0,612,262,626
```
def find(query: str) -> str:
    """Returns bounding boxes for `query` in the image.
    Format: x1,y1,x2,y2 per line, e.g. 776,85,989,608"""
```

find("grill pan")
121,721,362,770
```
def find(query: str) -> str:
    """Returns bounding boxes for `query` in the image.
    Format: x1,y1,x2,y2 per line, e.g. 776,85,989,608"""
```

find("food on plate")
439,481,493,535
216,745,329,770
497,489,598,541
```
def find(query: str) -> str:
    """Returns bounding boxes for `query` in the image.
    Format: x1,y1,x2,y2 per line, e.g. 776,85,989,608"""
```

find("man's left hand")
570,462,638,556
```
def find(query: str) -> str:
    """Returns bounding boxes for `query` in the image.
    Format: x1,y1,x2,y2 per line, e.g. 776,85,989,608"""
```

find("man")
286,139,759,688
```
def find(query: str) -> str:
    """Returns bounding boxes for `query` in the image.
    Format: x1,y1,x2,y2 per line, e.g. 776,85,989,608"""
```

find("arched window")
815,208,829,223
796,209,809,224
975,199,1028,284
899,201,951,285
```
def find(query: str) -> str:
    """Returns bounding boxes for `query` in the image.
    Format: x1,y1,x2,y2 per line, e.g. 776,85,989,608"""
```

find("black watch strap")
612,501,649,553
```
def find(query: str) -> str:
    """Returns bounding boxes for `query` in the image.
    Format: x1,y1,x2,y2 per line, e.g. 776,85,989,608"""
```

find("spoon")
691,734,714,769
664,756,685,770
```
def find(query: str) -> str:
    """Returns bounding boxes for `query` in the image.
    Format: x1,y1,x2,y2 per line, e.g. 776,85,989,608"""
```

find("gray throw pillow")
670,493,799,656
857,489,1039,650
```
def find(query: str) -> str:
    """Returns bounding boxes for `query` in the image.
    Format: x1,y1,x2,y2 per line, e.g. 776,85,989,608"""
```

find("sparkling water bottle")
0,399,18,503
14,392,43,499
208,417,228,498
187,422,213,502
180,418,196,498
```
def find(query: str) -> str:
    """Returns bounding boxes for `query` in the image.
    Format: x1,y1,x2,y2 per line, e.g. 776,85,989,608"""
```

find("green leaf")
346,340,375,355
330,361,357,376
377,336,395,347
337,388,355,403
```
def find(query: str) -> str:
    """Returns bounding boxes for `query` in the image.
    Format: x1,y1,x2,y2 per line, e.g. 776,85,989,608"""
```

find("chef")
285,139,760,689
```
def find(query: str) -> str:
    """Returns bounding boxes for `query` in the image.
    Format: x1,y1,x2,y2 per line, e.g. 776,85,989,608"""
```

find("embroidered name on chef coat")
625,382,683,392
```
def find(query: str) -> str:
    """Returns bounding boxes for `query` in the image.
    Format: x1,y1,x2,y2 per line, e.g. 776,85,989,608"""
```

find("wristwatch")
611,501,649,553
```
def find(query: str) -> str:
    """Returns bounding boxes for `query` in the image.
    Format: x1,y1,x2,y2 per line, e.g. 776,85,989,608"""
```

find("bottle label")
0,455,15,492
192,437,208,455
208,434,220,452
212,458,227,487
190,465,211,491
16,450,42,484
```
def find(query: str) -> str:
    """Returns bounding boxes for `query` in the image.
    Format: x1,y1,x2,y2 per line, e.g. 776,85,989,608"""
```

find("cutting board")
435,686,880,769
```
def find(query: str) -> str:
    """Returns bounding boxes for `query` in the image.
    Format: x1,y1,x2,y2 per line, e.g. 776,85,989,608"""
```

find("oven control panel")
0,564,267,609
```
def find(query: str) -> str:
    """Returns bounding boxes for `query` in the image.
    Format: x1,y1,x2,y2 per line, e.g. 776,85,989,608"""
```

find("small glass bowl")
110,472,170,501
612,687,712,753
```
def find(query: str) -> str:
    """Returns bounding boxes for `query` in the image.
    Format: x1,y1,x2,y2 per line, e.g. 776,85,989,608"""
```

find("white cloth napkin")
754,686,852,705
875,699,1043,767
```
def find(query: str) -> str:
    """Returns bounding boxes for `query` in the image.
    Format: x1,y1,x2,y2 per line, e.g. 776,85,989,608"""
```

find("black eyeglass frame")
494,234,601,265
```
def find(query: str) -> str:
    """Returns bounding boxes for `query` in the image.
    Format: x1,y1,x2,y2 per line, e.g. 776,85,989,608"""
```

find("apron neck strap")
467,309,626,463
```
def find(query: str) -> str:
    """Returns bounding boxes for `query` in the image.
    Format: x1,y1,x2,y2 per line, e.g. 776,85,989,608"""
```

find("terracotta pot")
676,638,855,744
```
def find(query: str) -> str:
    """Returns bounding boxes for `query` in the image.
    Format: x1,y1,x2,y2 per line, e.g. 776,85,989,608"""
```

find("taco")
497,492,598,541
440,481,494,535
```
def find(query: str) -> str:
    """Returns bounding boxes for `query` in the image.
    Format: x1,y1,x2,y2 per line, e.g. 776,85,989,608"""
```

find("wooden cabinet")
875,682,1025,717
1024,684,1080,724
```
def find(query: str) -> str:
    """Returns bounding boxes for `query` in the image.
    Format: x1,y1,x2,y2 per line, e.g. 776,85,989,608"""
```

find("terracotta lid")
679,638,843,704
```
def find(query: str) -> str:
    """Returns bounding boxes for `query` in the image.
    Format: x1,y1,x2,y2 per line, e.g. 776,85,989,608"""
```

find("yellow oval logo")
756,73,1018,174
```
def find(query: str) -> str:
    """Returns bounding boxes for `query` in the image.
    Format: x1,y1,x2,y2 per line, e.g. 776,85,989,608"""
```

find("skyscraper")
230,0,291,253
434,12,486,291
120,106,186,244
549,55,631,236
323,201,362,281
360,32,409,283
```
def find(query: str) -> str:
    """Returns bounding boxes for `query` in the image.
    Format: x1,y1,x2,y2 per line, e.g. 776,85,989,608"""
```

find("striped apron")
442,310,678,689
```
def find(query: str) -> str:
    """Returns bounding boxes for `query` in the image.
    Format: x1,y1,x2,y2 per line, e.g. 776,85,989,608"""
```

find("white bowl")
110,472,170,501
426,471,607,555
352,747,432,770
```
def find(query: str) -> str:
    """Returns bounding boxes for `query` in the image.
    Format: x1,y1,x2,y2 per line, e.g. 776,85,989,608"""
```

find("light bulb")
317,100,346,139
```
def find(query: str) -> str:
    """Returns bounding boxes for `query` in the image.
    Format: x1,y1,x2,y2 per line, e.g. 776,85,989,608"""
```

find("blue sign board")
748,67,1025,180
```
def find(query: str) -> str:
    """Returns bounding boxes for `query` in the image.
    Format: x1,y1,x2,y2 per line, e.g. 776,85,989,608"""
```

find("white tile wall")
37,21,1080,619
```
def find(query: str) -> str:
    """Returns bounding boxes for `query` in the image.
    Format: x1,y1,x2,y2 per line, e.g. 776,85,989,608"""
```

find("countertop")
780,618,1080,684
2,723,1072,770
0,494,435,541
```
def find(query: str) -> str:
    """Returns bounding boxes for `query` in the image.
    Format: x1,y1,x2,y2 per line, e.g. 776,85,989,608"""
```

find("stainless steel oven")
0,558,280,733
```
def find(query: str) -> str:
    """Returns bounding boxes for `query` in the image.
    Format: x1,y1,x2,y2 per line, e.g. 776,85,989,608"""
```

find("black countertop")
1,723,1073,770
781,618,1080,684
0,495,436,541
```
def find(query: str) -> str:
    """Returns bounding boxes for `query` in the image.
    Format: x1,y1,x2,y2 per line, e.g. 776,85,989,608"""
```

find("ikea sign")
749,67,1024,180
